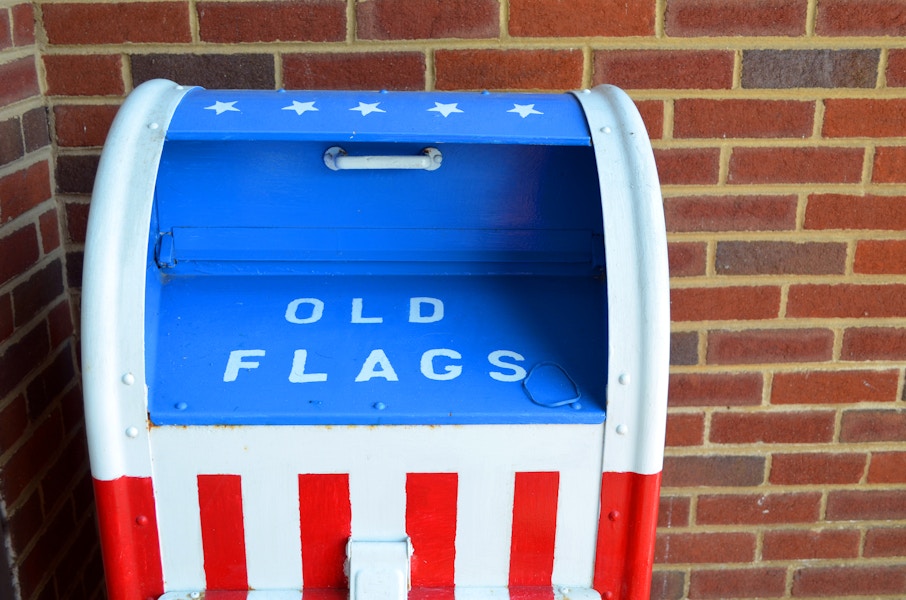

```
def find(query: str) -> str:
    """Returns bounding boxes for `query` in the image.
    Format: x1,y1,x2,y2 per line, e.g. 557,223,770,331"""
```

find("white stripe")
350,466,407,541
551,469,599,585
454,469,514,586
153,468,205,589
243,471,303,589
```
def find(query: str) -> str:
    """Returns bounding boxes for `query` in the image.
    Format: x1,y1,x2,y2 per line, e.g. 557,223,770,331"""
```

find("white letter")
351,298,383,323
224,349,266,382
488,350,527,382
286,298,324,324
355,349,398,382
409,297,444,323
289,349,328,383
420,348,462,381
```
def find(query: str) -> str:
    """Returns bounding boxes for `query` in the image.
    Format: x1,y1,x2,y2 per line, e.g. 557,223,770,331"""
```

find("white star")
204,101,240,115
428,102,463,118
282,101,318,115
350,102,385,116
508,103,543,118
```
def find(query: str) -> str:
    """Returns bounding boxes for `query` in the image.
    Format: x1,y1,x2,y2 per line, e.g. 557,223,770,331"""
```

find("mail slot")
82,79,669,600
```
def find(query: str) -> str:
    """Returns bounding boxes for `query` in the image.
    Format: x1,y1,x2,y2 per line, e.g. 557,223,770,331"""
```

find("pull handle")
324,146,442,171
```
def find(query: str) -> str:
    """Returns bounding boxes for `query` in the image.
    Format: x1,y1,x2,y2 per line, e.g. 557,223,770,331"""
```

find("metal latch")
324,147,442,171
347,538,412,600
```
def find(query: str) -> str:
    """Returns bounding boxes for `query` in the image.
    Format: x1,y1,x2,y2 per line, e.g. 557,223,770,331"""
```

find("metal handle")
324,146,442,171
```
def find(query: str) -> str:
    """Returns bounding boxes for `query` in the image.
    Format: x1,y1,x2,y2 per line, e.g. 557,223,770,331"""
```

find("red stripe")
509,471,559,586
409,588,457,600
406,472,458,587
509,587,556,600
198,474,249,590
93,476,164,600
299,473,352,587
593,471,662,600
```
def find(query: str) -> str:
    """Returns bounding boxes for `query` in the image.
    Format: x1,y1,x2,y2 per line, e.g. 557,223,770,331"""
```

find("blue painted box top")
146,88,608,426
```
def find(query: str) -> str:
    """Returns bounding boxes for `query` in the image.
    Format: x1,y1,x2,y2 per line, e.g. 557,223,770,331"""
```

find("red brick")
842,409,906,443
12,260,64,328
715,241,846,275
771,452,866,485
0,408,62,503
668,242,706,277
816,0,906,36
825,99,906,138
199,1,345,42
869,452,906,483
707,328,834,365
43,55,124,97
649,570,685,600
18,494,77,599
806,193,906,230
887,49,906,87
435,49,583,91
763,529,860,560
843,327,906,360
788,283,906,318
689,568,786,599
42,2,191,44
12,3,35,46
771,369,900,404
359,0,497,40
668,372,763,407
26,343,76,419
53,105,119,148
0,225,39,286
665,413,704,447
654,532,755,564
284,52,425,91
653,148,721,185
872,146,906,183
865,527,906,557
728,146,864,184
634,100,663,139
509,0,653,37
662,455,765,487
664,195,797,233
667,0,806,36
0,393,27,453
0,293,12,343
7,489,43,552
658,496,691,528
674,99,813,138
697,492,821,525
0,160,51,224
710,411,835,444
794,565,906,596
671,286,780,322
64,201,90,245
38,209,60,254
47,299,74,350
593,50,734,90
0,56,39,106
0,8,10,49
40,424,87,502
827,490,906,521
855,239,906,274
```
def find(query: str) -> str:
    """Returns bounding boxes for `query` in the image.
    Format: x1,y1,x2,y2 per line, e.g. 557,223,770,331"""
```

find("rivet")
175,85,184,90
570,402,583,410
616,424,628,435
125,426,139,438
618,373,630,385
147,122,159,130
373,402,386,410
135,515,149,526
608,510,620,521
190,593,201,600
601,126,612,134
122,373,135,385
175,402,188,410
604,592,614,600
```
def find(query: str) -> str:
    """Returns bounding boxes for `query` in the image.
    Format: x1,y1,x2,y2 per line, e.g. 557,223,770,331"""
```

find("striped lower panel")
158,586,600,600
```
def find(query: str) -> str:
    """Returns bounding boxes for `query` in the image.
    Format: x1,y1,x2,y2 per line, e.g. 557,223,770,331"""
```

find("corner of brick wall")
0,1,102,599
11,0,906,599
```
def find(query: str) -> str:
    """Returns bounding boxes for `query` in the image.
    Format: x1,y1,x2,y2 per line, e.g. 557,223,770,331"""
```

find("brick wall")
1,0,904,599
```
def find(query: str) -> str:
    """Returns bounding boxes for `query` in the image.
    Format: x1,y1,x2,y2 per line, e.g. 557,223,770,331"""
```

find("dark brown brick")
649,570,685,600
7,489,43,552
38,209,60,254
668,372,763,407
359,0,498,40
707,328,834,365
688,568,787,599
654,532,756,564
673,98,814,138
868,452,906,483
0,293,12,344
794,565,906,597
594,50,734,90
770,452,866,485
668,241,706,276
12,259,64,327
26,343,76,420
742,49,879,88
826,490,906,521
0,56,39,107
0,392,27,453
728,147,864,184
805,194,906,230
44,55,124,97
47,299,74,351
65,250,84,290
0,7,10,50
763,529,860,560
284,52,425,91
65,201,90,245
0,225,39,286
199,1,345,43
510,0,653,37
42,2,191,44
22,107,49,153
843,327,906,360
55,154,100,195
662,455,765,487
653,148,721,185
710,411,835,444
53,104,119,148
667,0,806,36
716,241,846,275
841,409,906,443
0,396,60,501
664,195,798,232
435,49,583,91
670,331,698,366
0,117,23,167
816,0,906,36
132,53,275,89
